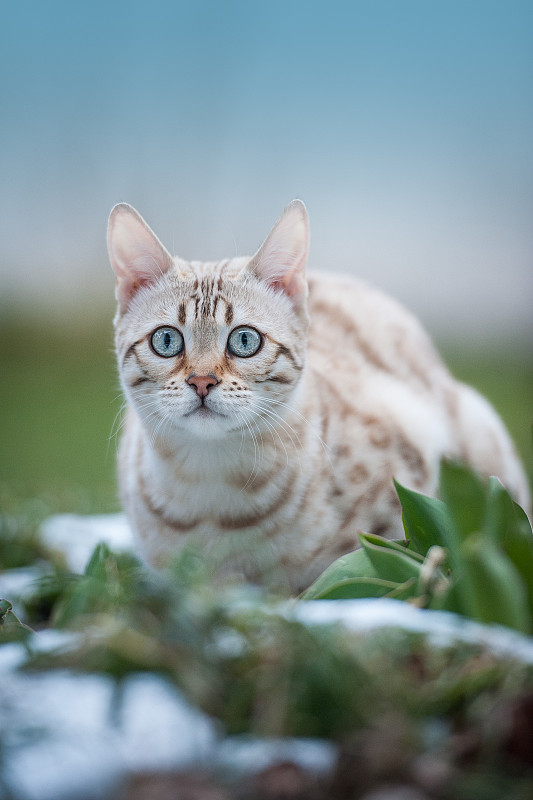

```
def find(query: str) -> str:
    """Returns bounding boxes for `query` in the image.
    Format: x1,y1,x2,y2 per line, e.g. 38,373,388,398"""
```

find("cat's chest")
153,466,246,514
137,433,288,521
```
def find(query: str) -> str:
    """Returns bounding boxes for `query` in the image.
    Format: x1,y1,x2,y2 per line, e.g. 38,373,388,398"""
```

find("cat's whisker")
245,405,292,471
257,394,334,470
261,391,329,447
107,401,127,443
150,408,175,449
234,410,263,491
105,400,128,464
239,405,268,474
128,394,176,448
252,399,304,460
254,400,303,448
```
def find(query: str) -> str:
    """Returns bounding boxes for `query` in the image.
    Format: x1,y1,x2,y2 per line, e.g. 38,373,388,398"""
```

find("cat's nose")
187,374,219,399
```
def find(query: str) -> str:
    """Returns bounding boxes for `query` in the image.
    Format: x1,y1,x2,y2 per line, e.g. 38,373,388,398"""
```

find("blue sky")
1,0,532,339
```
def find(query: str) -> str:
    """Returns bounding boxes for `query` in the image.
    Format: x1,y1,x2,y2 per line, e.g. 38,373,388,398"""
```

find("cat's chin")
175,407,236,441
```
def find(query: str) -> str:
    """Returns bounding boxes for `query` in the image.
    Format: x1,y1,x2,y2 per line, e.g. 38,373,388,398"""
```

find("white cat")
108,200,531,592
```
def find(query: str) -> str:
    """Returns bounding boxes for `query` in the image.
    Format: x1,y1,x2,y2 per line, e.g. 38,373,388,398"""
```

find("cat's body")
109,201,530,592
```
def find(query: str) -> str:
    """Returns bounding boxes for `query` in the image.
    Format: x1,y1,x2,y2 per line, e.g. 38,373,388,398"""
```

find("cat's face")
109,202,310,442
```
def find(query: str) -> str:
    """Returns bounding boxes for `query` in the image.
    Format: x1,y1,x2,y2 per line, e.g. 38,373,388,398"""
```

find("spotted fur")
109,200,531,592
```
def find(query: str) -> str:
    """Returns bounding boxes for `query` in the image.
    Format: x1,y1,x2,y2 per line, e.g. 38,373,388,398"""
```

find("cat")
108,199,531,593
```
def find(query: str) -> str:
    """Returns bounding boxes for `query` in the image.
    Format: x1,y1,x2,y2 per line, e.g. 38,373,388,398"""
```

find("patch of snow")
0,657,219,800
0,567,44,605
293,598,533,664
1,670,122,800
216,735,337,777
0,642,28,673
117,673,218,772
39,514,133,573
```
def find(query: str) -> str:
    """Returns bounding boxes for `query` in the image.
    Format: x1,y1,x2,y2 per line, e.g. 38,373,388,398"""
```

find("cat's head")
108,201,310,442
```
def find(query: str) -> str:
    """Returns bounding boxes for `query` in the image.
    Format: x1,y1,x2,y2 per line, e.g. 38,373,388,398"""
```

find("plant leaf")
456,533,532,634
0,598,33,641
486,477,516,543
301,547,380,600
394,479,453,556
0,598,12,624
486,479,533,616
84,541,113,578
386,578,418,601
308,576,403,600
360,533,425,562
359,533,423,584
439,461,487,545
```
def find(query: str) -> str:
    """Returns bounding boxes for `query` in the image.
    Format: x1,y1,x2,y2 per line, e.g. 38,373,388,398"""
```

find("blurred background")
1,0,532,515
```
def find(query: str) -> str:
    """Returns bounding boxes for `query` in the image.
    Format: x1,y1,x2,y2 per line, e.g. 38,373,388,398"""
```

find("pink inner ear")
116,273,154,310
108,203,174,312
250,201,309,305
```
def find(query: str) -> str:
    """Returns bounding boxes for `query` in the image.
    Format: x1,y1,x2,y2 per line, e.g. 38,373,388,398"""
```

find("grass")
0,309,120,513
0,310,531,518
442,340,533,484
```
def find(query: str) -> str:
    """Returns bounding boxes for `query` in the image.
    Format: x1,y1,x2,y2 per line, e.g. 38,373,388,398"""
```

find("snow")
216,735,338,777
293,598,533,664
1,664,218,800
39,513,133,573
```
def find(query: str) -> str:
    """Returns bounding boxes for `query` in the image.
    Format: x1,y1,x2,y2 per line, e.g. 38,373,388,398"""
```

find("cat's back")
306,271,447,389
305,271,531,513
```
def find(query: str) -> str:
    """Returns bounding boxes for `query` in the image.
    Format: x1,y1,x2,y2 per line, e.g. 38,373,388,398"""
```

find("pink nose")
187,374,219,399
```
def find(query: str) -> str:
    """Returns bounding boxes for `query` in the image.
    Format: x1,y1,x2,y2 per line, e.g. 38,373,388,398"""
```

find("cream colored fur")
109,200,531,592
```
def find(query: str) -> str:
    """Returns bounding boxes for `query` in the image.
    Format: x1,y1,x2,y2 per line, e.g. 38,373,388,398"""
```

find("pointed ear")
248,199,309,306
107,203,174,313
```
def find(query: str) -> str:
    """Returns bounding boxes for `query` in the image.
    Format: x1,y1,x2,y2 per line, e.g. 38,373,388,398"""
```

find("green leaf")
0,598,33,642
429,580,462,614
359,533,423,584
511,500,533,538
439,461,487,545
394,479,453,556
0,598,13,624
385,578,418,601
308,576,403,600
486,477,515,543
456,533,532,634
84,541,113,579
360,533,425,562
301,548,380,600
486,479,533,616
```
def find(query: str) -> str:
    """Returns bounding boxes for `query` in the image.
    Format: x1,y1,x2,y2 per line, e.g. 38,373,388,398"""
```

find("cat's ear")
248,199,309,306
107,203,174,313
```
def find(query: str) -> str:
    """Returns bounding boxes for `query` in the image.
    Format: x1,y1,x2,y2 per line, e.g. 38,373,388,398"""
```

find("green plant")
303,461,533,635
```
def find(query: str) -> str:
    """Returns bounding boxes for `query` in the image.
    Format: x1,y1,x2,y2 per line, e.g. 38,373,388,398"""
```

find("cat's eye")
151,326,184,357
227,326,262,358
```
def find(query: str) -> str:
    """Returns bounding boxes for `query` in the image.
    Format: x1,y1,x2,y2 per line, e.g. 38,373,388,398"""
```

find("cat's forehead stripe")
179,272,235,325
224,302,234,325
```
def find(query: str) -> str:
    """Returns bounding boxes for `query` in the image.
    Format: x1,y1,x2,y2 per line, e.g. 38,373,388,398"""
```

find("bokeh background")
1,0,532,515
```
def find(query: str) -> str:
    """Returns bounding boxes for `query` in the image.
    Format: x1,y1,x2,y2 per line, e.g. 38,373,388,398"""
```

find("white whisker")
256,392,333,469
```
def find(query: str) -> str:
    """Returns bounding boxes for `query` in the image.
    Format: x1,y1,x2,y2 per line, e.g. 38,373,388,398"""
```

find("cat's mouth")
184,404,225,418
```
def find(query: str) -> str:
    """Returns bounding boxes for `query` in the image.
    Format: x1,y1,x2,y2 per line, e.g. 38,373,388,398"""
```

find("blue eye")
227,326,262,358
151,327,184,357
